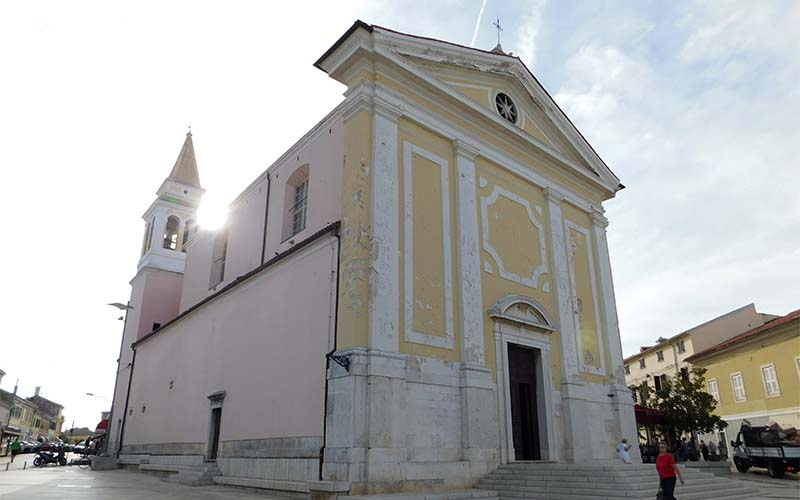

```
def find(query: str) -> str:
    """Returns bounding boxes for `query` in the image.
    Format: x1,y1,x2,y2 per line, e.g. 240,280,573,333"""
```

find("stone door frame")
494,320,556,463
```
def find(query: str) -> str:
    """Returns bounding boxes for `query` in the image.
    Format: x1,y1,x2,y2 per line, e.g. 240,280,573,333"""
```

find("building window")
677,340,685,354
181,219,196,251
495,92,518,123
708,379,720,403
761,364,781,397
624,365,630,375
639,358,646,369
163,215,180,250
291,179,308,236
209,227,228,289
731,372,746,402
656,350,664,362
680,367,689,381
654,376,661,391
283,165,310,240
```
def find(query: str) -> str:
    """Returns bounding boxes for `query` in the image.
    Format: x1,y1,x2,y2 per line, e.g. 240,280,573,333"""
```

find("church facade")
107,21,639,495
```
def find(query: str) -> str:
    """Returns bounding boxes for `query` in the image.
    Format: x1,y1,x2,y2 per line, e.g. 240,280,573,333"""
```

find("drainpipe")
106,303,131,455
260,173,272,265
319,229,341,480
116,346,137,458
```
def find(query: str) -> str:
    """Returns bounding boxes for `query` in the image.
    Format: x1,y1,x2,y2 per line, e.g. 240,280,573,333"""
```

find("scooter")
33,446,67,467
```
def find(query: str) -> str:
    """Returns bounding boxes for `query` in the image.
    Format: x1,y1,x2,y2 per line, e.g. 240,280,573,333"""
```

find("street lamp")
86,393,112,402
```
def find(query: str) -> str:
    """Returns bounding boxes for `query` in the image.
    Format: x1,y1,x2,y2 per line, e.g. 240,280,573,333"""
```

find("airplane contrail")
470,0,488,47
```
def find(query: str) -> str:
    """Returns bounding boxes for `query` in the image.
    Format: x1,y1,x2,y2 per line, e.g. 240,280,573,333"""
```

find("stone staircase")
475,462,761,500
139,461,221,486
347,488,501,500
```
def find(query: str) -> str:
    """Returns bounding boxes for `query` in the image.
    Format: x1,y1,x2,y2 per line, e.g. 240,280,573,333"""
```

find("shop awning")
95,419,108,433
1,427,21,437
634,405,666,426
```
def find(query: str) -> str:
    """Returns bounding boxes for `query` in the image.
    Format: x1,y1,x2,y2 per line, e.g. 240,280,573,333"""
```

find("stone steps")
347,488,500,500
141,461,221,486
474,463,760,500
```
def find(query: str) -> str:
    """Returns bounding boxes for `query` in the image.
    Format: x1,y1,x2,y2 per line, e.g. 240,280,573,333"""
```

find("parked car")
72,442,87,455
21,441,38,453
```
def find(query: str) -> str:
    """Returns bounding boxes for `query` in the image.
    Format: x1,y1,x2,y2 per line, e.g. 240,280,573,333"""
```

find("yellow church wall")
475,156,563,385
336,109,373,350
398,118,462,362
373,70,606,208
695,330,800,419
561,203,610,382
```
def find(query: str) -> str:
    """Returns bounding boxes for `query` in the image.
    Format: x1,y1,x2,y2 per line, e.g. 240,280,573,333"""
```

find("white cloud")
515,0,546,67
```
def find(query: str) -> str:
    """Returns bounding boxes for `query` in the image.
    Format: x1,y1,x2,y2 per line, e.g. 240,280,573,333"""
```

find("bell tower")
107,131,204,457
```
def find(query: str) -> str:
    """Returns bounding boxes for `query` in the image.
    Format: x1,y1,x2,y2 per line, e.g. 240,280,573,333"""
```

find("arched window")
163,215,180,250
182,219,196,252
282,165,310,240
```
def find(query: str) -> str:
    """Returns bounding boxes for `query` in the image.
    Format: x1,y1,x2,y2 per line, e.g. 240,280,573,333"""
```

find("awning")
1,427,21,437
95,419,108,432
634,404,667,426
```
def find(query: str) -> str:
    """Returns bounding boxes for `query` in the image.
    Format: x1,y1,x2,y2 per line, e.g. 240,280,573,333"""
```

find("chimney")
34,386,41,397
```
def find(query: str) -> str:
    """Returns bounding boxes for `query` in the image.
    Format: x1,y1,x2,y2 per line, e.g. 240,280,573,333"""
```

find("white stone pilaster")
544,187,579,379
369,103,401,353
453,140,485,366
590,208,641,462
589,209,625,383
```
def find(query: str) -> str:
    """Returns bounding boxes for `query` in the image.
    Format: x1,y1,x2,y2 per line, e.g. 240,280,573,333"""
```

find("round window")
495,92,518,124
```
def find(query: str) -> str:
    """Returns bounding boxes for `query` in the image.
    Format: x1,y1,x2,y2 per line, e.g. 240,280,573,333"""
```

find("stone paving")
0,467,292,500
0,461,797,500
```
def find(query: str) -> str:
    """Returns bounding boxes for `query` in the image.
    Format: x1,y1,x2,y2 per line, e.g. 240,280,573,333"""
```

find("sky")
0,1,797,430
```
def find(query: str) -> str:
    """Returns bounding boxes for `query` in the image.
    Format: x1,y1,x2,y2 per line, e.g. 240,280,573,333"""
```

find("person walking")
618,438,632,464
719,440,728,461
656,441,684,500
708,440,718,461
700,440,709,461
10,438,20,463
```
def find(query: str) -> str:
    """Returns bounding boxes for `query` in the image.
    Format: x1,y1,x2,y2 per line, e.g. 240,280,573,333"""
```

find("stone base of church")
322,349,500,494
322,348,640,494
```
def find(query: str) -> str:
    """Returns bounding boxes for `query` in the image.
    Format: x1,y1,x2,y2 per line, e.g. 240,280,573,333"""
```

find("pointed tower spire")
167,130,202,189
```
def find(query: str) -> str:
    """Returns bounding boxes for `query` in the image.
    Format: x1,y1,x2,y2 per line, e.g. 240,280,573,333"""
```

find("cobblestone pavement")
0,467,292,500
731,468,799,499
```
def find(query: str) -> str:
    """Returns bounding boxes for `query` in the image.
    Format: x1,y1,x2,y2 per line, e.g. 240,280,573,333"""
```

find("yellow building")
686,309,800,446
623,304,776,401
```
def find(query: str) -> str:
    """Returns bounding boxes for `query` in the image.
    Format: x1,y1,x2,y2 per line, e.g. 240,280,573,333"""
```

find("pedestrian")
10,437,20,463
678,437,688,462
708,440,717,461
700,440,709,461
656,441,684,500
618,438,632,464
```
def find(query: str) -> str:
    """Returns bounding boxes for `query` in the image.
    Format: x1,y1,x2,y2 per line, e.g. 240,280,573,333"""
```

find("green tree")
652,367,727,441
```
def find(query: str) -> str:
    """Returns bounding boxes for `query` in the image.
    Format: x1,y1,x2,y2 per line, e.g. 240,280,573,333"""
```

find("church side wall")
178,115,344,314
122,233,339,483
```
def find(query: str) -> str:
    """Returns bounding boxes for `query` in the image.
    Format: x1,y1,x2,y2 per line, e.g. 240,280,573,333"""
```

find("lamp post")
85,393,112,402
105,302,133,457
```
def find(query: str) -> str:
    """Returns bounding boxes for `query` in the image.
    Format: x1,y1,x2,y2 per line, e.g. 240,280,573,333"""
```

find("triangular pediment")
315,21,623,196
404,57,586,165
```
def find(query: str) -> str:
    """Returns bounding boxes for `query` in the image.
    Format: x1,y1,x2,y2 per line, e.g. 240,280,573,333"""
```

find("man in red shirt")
656,442,684,500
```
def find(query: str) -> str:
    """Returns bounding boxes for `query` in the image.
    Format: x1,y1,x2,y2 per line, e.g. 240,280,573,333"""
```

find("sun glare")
197,201,228,230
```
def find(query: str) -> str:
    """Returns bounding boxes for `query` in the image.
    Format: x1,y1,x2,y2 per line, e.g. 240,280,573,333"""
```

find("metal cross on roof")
493,17,503,46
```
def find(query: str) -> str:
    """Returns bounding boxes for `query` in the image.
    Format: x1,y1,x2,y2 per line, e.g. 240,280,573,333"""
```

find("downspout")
319,229,341,480
106,303,131,455
116,346,137,458
260,173,272,265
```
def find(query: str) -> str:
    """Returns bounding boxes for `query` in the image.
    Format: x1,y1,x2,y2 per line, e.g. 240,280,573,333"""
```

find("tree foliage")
630,367,726,437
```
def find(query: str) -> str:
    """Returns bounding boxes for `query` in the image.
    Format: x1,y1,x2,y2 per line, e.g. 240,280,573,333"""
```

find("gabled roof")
315,20,623,197
685,309,800,363
166,131,202,189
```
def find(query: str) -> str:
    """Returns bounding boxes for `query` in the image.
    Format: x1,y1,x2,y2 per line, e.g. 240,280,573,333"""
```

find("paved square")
0,466,291,500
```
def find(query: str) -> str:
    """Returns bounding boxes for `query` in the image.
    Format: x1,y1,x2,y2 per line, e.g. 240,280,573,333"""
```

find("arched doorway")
491,295,557,462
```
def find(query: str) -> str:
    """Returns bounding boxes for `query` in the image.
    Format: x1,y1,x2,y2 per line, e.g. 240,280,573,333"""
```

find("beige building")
624,303,777,401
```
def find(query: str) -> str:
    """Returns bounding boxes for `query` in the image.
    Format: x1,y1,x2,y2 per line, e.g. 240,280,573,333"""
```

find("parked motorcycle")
33,446,67,467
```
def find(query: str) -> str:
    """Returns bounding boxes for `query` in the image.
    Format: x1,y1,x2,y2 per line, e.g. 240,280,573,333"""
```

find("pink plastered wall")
124,234,337,447
136,270,183,339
